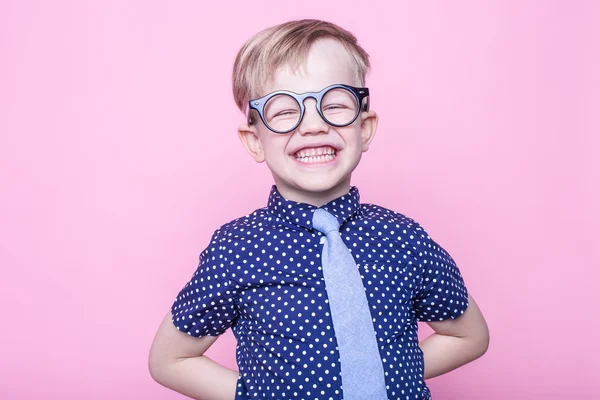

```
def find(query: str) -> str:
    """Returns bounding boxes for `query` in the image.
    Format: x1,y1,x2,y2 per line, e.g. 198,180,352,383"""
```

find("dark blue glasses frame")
247,84,370,134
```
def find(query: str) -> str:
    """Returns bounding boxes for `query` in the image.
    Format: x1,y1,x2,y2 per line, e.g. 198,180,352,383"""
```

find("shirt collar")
266,185,362,230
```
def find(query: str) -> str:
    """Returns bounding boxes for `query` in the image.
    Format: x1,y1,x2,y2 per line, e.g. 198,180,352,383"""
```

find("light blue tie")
312,208,388,400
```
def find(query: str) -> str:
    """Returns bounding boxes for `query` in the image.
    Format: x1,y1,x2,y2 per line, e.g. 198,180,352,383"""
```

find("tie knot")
312,208,340,235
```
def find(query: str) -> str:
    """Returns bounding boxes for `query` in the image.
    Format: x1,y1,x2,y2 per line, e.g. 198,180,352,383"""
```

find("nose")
297,98,329,135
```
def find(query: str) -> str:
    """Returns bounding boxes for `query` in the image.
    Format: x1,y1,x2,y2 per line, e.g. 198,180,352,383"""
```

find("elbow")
148,348,169,385
474,322,490,359
148,353,162,384
476,336,490,359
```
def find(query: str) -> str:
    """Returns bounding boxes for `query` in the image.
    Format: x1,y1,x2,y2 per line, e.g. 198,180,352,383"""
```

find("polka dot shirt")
171,185,469,400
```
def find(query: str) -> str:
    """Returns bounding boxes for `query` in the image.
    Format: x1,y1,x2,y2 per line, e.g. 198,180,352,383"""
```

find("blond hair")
232,19,371,115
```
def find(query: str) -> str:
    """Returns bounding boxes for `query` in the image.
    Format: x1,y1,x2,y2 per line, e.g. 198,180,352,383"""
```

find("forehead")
263,39,360,95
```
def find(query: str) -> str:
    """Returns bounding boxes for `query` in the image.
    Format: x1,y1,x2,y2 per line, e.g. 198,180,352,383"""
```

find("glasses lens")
264,94,301,132
321,88,359,126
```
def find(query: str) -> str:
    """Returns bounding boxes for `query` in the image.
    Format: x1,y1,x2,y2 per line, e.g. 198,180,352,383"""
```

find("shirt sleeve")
170,230,239,336
413,224,469,322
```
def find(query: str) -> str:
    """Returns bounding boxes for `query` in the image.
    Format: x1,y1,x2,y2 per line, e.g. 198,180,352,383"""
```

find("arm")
419,293,489,380
148,311,239,400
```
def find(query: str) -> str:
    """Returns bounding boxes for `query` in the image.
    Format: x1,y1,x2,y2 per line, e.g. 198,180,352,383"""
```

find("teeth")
294,146,337,159
296,153,336,164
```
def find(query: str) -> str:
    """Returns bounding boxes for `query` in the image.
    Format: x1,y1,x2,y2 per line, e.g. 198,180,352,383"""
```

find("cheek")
341,128,365,150
259,134,289,159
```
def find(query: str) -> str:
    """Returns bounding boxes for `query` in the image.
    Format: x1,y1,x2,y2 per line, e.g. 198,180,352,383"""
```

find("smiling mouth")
293,146,338,164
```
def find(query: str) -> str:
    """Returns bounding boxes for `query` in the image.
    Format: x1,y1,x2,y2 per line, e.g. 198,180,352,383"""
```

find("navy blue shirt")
171,186,469,400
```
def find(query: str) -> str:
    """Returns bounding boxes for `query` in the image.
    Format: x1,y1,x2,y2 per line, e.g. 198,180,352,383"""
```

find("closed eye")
323,104,347,111
274,110,299,117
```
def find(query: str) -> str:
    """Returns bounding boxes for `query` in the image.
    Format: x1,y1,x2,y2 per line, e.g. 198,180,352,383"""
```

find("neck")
274,178,352,208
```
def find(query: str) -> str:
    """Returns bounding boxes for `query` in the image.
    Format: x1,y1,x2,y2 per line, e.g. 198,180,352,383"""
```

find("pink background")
1,1,598,399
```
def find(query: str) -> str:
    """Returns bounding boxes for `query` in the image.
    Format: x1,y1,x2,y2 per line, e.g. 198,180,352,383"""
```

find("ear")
238,123,265,163
359,109,379,152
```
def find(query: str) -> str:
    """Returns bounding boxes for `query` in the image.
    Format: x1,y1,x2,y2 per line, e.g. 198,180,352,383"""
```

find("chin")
296,177,348,194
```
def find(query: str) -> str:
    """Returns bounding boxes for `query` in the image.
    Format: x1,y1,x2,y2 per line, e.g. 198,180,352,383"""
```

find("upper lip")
290,142,342,155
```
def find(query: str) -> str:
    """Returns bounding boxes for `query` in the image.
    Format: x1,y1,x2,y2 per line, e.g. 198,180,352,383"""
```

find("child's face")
238,38,378,206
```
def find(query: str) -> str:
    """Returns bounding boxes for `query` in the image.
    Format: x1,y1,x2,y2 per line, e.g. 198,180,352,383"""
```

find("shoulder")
207,206,270,249
358,202,442,256
359,203,454,268
359,202,428,238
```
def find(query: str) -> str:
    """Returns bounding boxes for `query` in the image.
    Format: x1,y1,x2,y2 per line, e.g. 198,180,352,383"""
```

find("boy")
149,19,489,400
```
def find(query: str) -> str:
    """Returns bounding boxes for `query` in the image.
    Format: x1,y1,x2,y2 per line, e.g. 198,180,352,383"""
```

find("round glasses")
247,84,370,134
